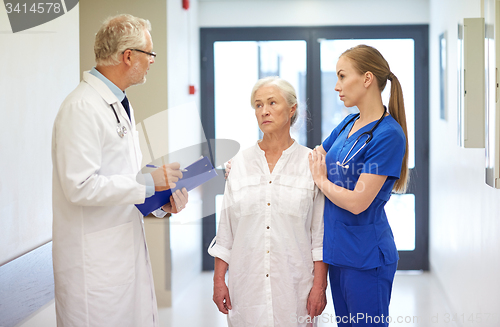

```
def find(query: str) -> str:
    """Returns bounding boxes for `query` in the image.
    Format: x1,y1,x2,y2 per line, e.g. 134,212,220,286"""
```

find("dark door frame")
200,25,429,271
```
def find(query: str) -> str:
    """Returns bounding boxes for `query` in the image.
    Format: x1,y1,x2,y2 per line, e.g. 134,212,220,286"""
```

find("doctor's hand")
151,162,183,191
161,188,188,214
308,148,328,188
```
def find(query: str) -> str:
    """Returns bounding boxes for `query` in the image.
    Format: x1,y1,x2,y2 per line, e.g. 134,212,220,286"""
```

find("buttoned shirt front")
209,141,324,327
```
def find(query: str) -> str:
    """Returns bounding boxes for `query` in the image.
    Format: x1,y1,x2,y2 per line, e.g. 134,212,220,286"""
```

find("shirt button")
269,181,272,184
267,203,270,206
267,226,270,229
266,274,269,277
267,250,270,254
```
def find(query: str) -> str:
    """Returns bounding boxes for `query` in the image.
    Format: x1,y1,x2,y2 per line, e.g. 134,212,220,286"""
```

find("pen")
146,164,188,172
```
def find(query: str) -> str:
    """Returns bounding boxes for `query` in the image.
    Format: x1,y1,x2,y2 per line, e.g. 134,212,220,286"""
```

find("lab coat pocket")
84,221,135,290
231,175,261,216
278,176,315,217
333,221,380,269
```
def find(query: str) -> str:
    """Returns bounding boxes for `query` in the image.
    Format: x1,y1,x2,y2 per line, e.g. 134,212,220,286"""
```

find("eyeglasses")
126,49,157,59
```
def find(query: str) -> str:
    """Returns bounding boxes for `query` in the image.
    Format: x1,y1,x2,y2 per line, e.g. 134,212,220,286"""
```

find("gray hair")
94,14,152,66
250,76,299,126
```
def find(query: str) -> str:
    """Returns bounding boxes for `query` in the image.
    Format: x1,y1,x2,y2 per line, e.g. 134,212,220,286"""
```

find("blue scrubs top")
322,113,406,270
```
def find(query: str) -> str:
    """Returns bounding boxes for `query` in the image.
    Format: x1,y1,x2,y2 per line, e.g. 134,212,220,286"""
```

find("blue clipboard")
135,156,218,216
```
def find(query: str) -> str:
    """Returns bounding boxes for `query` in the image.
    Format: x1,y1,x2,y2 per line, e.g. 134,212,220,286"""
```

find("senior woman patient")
208,77,328,327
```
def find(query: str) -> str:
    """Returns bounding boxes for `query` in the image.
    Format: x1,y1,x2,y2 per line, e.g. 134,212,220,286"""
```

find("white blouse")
209,141,325,327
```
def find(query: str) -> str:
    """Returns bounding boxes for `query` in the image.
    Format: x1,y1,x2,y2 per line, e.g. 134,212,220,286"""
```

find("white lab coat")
51,72,159,327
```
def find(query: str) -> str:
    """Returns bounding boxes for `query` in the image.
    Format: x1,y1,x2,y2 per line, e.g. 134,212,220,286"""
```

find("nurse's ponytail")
341,45,409,193
386,72,409,193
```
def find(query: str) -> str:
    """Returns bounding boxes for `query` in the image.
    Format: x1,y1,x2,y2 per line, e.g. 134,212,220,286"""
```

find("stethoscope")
110,103,127,138
336,110,386,169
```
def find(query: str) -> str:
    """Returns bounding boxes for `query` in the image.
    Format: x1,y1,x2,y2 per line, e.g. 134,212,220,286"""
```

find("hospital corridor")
159,272,458,327
16,271,456,327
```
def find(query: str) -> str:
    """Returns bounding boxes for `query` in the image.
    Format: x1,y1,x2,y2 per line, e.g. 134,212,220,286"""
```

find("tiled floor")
158,270,459,327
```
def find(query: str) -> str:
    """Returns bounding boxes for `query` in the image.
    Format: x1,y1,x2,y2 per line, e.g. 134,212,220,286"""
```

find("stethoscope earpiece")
336,161,349,169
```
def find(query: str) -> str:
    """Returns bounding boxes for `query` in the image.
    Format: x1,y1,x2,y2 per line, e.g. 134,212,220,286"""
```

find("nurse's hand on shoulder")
161,188,188,214
308,147,328,187
151,162,183,191
307,286,327,318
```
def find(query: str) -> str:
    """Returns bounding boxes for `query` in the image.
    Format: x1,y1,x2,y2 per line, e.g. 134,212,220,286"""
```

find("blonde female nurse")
209,77,327,326
309,45,409,327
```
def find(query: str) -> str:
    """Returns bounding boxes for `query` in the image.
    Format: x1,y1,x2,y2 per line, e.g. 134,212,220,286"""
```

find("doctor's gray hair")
250,76,299,126
94,14,152,66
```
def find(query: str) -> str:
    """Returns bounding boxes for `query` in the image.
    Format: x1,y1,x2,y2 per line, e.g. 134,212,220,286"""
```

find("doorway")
200,25,429,270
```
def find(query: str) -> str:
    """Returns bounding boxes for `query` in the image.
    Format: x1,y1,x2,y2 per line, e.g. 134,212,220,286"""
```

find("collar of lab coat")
83,71,122,105
88,67,126,103
82,71,132,127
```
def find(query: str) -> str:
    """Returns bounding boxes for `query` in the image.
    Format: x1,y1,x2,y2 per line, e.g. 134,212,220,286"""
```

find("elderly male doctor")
51,14,188,327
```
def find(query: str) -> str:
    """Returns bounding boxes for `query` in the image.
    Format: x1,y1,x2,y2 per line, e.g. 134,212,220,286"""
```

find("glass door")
320,39,416,252
311,26,429,270
200,28,312,269
201,26,429,270
213,40,308,233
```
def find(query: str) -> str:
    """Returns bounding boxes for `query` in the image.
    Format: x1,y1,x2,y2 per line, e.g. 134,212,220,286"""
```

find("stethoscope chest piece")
116,124,127,138
110,103,128,138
